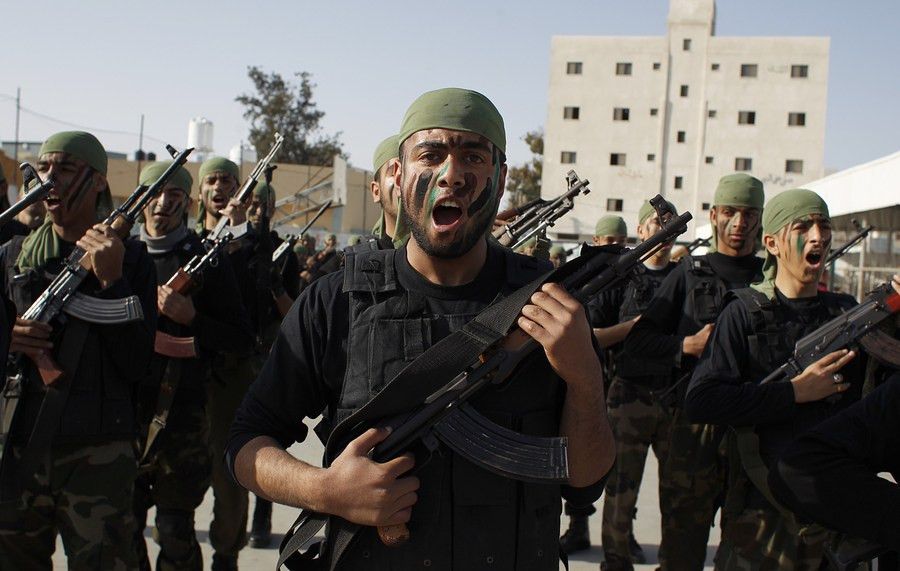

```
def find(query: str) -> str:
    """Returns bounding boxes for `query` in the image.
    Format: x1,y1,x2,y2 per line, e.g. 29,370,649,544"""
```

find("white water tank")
187,118,214,162
229,143,257,165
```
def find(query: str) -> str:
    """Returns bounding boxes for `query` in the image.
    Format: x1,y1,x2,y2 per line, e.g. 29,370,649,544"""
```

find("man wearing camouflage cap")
133,161,252,570
0,131,158,569
227,87,614,569
625,173,766,571
686,188,878,568
594,215,628,246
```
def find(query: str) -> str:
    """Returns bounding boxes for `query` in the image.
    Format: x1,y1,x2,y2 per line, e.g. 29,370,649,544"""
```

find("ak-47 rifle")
271,199,333,268
760,281,900,385
277,190,690,563
492,170,589,250
202,132,284,248
15,145,194,384
493,196,547,225
0,164,55,228
825,219,874,266
686,236,711,253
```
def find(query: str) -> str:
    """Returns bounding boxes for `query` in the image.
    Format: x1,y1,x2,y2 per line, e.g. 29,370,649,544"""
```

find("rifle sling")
139,357,182,466
8,319,89,503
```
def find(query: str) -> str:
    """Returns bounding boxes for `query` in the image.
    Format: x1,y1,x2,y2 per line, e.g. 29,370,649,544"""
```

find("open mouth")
45,196,61,208
432,199,463,229
211,195,227,210
805,251,823,266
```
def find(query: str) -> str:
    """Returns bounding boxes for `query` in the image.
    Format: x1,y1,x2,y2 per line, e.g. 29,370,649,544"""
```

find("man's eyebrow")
412,141,449,151
459,140,492,152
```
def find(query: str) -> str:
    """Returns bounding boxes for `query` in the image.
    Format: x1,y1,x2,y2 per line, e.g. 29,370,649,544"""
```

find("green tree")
236,66,345,165
505,130,543,206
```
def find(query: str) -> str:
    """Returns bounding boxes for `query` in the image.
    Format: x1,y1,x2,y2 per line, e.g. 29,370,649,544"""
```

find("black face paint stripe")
414,170,433,212
65,167,94,211
467,176,491,217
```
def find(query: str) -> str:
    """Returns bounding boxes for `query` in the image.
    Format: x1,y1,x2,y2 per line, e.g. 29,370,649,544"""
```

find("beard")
402,201,493,259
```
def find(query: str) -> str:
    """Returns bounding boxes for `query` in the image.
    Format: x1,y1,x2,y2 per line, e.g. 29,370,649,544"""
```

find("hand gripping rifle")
202,133,284,247
825,219,874,266
0,164,55,228
16,145,193,385
270,199,333,268
277,191,691,563
759,281,900,385
492,170,589,250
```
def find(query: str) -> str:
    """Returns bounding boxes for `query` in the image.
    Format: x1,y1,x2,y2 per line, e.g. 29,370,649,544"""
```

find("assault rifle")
270,199,333,267
202,132,284,248
825,219,874,266
16,145,193,384
325,191,690,549
686,236,711,253
759,281,900,385
0,164,55,228
492,170,589,250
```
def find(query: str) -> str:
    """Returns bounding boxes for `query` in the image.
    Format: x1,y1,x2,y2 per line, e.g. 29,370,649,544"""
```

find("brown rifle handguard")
154,332,198,359
164,268,196,295
32,352,64,386
377,524,410,547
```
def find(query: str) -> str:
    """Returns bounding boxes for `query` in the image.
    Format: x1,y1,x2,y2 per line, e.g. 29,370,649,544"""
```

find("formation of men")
0,85,896,571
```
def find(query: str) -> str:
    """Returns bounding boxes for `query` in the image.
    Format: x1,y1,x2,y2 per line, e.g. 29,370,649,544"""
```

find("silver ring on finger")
832,373,843,384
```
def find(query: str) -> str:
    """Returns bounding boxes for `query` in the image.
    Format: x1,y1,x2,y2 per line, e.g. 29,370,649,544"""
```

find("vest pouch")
690,280,720,324
368,317,433,394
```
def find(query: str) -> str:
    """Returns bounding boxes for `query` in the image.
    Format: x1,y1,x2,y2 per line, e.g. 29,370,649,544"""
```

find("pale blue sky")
2,0,897,173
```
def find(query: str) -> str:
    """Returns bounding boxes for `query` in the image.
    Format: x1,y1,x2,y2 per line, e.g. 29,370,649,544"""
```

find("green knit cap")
40,131,107,176
713,174,764,209
139,161,193,194
399,88,506,154
373,135,399,174
595,215,627,237
253,180,275,203
199,157,239,183
549,245,566,256
752,188,830,299
638,199,678,225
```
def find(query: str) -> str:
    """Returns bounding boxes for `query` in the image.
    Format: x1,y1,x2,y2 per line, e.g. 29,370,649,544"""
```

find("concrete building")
542,0,829,241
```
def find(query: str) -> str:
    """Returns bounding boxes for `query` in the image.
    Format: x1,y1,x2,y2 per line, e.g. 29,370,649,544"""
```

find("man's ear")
370,179,381,204
763,233,779,257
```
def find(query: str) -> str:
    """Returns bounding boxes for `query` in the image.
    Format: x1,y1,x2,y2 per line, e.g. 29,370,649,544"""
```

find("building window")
607,198,624,212
647,154,656,162
653,62,661,70
613,107,630,121
683,38,692,51
566,62,582,75
561,151,577,164
677,131,686,143
702,202,711,210
616,62,633,76
708,109,717,118
740,64,758,78
705,156,714,164
788,112,806,126
711,63,720,71
650,108,659,116
786,159,804,173
738,111,756,125
564,106,580,119
674,176,684,189
735,157,753,171
680,85,689,97
791,65,809,78
610,153,626,166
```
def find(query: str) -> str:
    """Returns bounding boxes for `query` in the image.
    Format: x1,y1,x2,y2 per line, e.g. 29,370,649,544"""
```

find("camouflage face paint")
65,169,94,211
466,150,501,218
796,235,804,257
414,170,435,214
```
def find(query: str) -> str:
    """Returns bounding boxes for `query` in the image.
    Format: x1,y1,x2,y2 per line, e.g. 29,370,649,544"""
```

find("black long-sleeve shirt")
769,374,900,549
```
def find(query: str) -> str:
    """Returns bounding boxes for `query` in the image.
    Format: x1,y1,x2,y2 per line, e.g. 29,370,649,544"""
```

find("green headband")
139,161,193,194
199,157,239,183
638,199,678,225
595,215,627,237
373,135,399,174
549,245,566,256
399,88,506,154
40,131,107,176
714,173,764,209
752,188,830,299
252,180,275,203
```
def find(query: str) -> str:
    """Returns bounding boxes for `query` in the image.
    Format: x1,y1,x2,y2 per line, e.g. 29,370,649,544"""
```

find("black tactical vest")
326,247,566,571
614,263,677,381
677,255,728,334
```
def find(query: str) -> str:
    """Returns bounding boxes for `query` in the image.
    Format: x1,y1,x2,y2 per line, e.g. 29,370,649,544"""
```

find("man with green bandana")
685,189,868,569
195,157,300,569
226,87,614,569
594,215,628,246
549,244,567,268
133,161,252,571
367,134,410,249
625,173,765,571
0,130,158,569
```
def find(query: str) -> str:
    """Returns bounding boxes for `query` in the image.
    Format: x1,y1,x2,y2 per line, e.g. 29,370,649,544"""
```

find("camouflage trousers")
206,354,256,557
658,407,727,571
601,378,672,562
134,403,212,571
0,440,139,571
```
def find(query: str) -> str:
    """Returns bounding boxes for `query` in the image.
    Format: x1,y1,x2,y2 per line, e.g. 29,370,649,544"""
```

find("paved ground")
53,422,718,570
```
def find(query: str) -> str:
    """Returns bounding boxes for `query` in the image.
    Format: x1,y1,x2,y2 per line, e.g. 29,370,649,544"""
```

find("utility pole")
13,87,21,185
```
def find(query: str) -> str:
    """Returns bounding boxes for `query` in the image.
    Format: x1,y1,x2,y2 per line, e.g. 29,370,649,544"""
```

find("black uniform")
227,244,606,570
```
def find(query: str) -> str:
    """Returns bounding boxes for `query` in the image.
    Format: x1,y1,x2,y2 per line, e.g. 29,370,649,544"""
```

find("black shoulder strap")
729,288,781,367
342,249,397,295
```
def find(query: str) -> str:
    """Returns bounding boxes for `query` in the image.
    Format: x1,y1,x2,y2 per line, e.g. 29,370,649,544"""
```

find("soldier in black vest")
226,87,614,570
0,131,157,569
133,161,252,570
686,189,867,569
625,174,765,571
